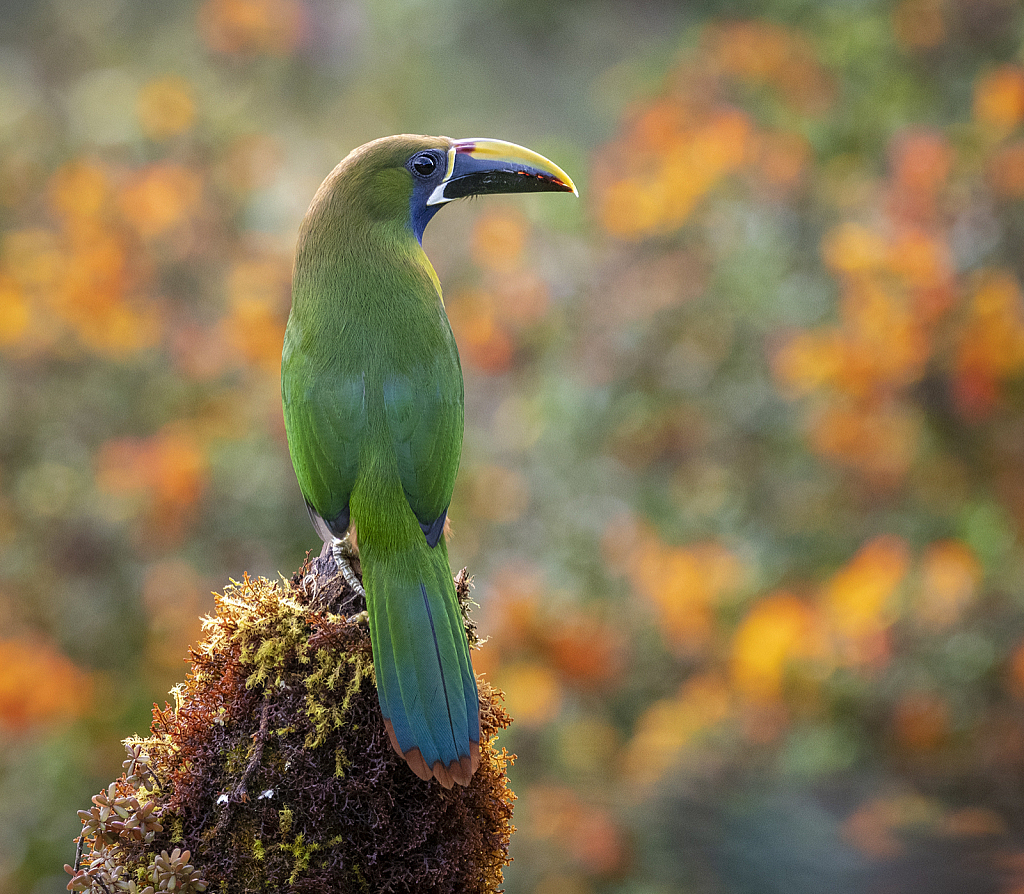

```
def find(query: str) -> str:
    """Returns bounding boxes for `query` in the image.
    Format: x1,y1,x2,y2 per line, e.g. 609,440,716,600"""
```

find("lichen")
66,552,516,893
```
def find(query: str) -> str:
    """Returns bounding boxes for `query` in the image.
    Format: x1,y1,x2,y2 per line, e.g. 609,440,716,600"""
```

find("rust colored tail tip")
385,719,481,788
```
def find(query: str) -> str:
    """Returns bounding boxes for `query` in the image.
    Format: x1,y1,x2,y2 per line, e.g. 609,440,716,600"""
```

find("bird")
281,135,577,787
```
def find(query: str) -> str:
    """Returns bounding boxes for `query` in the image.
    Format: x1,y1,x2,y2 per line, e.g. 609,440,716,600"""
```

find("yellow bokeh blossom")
730,591,822,703
137,76,196,140
821,535,910,665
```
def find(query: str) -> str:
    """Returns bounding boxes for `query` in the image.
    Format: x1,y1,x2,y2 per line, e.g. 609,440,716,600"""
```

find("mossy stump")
66,551,515,894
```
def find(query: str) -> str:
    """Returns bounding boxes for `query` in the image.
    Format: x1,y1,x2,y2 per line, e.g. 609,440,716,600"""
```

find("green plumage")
282,133,576,787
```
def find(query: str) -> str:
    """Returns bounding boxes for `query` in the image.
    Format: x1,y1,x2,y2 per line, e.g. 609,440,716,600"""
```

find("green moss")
304,646,372,749
334,746,351,779
222,740,252,776
278,806,293,838
281,832,319,886
350,862,371,892
235,582,314,690
67,560,515,893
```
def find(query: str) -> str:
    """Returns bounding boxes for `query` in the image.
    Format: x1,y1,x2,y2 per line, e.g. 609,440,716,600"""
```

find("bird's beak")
427,138,578,206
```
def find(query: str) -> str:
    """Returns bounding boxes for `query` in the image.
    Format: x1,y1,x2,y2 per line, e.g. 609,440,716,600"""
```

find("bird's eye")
411,153,438,177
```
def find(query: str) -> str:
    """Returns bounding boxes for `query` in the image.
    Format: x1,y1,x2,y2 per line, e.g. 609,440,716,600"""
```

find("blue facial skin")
407,149,448,244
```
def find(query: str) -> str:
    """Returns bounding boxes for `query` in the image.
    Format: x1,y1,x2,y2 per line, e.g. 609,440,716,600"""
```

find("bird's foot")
332,536,365,599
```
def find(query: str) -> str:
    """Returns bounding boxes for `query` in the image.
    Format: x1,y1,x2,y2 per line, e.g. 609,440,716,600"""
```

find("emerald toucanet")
282,135,576,787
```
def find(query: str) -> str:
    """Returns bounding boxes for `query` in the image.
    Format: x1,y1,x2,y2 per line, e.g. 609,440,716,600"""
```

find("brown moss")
67,553,515,894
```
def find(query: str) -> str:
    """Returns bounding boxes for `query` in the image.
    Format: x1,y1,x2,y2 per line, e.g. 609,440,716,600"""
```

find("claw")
332,536,365,598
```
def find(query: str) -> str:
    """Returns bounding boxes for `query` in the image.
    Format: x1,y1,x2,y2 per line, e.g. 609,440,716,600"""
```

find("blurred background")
4,0,1024,891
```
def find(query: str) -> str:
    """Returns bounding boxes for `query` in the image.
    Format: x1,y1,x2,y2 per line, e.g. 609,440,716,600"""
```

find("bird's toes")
331,538,366,599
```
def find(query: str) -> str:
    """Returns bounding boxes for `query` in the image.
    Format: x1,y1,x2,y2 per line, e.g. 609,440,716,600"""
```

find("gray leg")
331,536,365,600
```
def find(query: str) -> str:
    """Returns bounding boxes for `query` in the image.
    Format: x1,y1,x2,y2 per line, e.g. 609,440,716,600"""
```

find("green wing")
382,338,463,545
281,333,366,534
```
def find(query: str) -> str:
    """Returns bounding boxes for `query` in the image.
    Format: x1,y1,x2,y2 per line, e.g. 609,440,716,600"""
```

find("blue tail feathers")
363,538,480,787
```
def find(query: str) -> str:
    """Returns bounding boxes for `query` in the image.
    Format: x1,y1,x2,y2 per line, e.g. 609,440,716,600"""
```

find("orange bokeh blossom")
0,638,93,730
